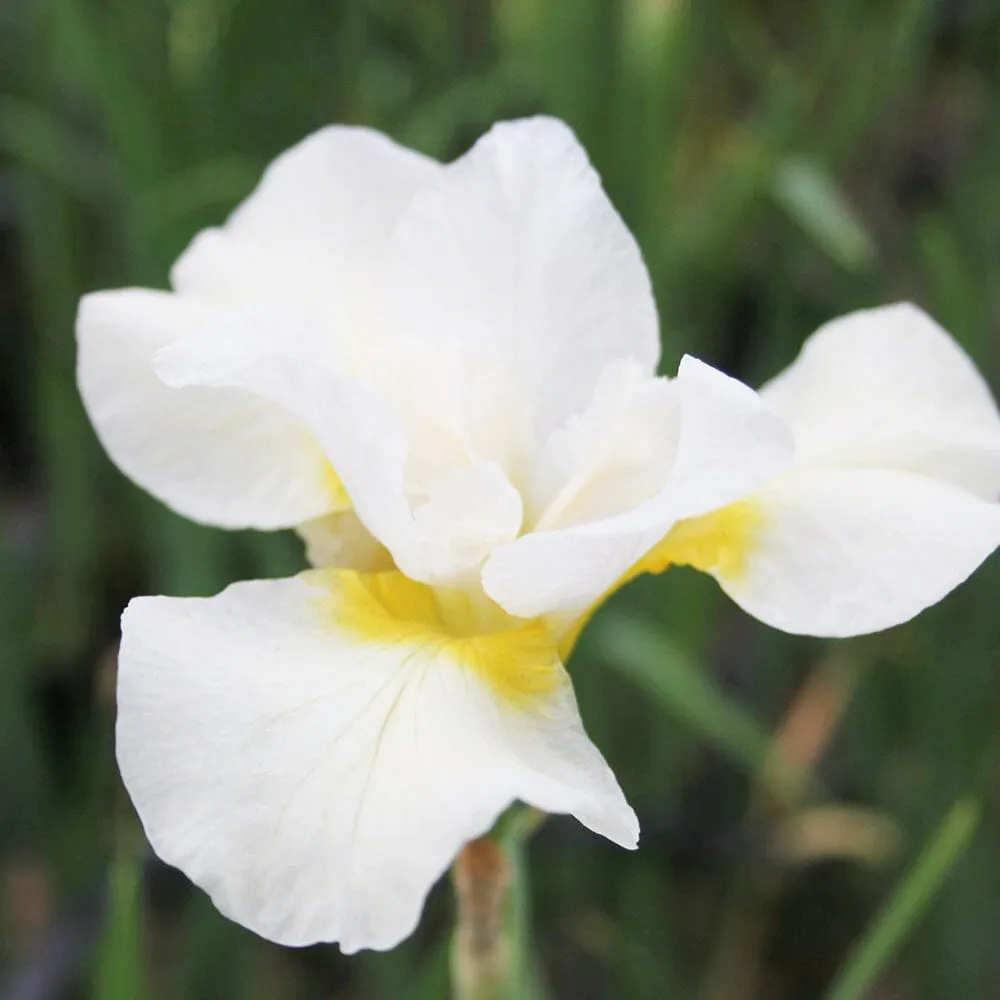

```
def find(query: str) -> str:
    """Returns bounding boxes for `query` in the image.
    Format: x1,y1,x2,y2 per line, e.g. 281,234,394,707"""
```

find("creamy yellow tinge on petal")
309,568,564,707
635,499,762,578
320,458,353,511
313,448,762,676
307,461,567,708
557,499,763,658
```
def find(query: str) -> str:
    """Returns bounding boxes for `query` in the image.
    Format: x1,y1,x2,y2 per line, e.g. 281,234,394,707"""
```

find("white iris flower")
76,117,1000,952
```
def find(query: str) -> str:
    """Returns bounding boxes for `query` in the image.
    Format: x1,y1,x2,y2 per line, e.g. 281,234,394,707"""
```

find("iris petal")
118,570,637,952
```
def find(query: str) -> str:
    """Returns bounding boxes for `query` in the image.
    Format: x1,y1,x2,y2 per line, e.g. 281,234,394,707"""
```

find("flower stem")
450,807,548,1000
451,838,512,1000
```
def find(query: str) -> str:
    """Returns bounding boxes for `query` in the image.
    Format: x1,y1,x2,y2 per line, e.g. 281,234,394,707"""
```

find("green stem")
450,809,547,1000
451,838,511,1000
93,833,144,1000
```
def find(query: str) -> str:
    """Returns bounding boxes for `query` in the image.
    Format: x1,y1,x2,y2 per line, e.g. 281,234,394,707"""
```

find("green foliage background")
2,1,1000,997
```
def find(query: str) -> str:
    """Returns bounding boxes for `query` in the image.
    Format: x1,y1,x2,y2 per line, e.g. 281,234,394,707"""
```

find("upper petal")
77,289,344,529
482,358,794,620
386,117,660,436
79,128,441,532
526,361,680,532
155,330,512,584
117,570,636,951
715,467,1000,637
412,462,524,575
760,303,1000,498
172,126,440,352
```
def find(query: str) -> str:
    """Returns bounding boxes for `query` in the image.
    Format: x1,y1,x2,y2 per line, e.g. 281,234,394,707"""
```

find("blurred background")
3,0,1000,997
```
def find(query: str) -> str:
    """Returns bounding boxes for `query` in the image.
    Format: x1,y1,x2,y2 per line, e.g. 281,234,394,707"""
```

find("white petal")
717,468,1000,637
412,463,523,574
363,335,487,484
77,289,342,529
155,335,417,559
666,357,796,517
117,571,636,951
296,510,393,571
527,361,680,532
761,303,1000,498
386,117,660,435
172,126,439,349
482,358,794,619
155,331,519,585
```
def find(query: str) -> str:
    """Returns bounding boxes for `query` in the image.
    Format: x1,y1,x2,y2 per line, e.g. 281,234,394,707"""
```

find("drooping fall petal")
685,303,1000,636
714,468,1000,636
117,570,637,951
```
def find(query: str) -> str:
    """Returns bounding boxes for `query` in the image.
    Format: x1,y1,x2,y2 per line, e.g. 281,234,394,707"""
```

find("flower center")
310,569,564,707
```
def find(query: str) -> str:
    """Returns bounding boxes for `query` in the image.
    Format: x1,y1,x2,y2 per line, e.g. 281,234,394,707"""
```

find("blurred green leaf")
18,169,103,658
0,557,47,844
399,64,531,155
411,942,452,1000
771,157,875,272
137,156,261,232
92,848,143,1000
53,0,162,186
593,613,806,803
500,832,549,1000
825,798,981,1000
0,97,111,204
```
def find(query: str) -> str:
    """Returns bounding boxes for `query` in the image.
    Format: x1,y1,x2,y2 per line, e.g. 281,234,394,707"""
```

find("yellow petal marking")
309,569,563,708
304,431,352,511
321,461,352,512
635,499,762,578
556,499,763,660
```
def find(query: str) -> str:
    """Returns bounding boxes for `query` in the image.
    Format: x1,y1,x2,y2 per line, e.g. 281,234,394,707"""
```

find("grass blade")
771,157,875,273
592,613,806,803
824,797,980,1000
0,96,111,204
92,846,143,1000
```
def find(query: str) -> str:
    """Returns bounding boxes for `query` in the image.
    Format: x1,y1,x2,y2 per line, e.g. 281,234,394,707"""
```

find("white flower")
77,117,1000,952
